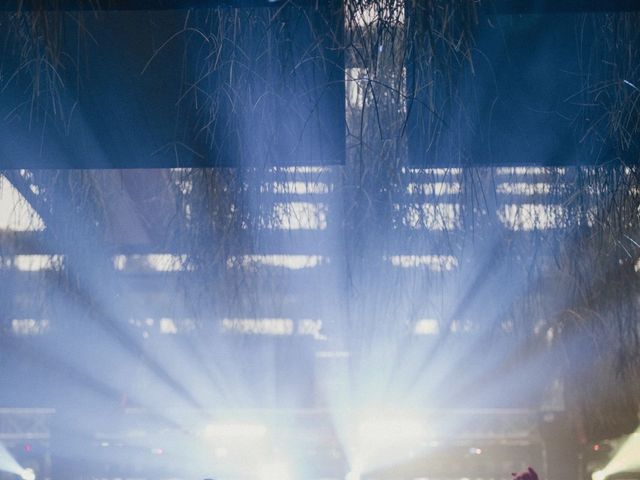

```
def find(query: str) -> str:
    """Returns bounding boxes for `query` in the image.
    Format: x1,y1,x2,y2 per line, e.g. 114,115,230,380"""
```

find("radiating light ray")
0,444,35,480
0,443,24,476
593,431,640,480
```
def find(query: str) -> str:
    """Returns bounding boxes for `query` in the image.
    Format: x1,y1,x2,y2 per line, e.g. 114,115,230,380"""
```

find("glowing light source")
112,254,187,272
262,181,330,194
592,470,606,480
496,182,552,195
399,202,460,230
228,254,325,270
496,166,565,175
221,318,295,336
20,468,35,480
387,255,458,271
498,203,565,231
11,319,49,336
406,182,461,195
12,255,63,271
346,68,367,108
220,318,325,338
275,166,329,174
405,167,462,175
159,318,178,334
269,202,328,230
297,319,325,340
413,319,440,335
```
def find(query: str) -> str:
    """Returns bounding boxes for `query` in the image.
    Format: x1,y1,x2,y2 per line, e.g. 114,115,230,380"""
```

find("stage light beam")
592,431,640,480
202,422,267,440
20,468,36,480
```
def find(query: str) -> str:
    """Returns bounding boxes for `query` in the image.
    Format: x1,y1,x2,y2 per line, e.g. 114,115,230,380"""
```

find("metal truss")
0,408,55,441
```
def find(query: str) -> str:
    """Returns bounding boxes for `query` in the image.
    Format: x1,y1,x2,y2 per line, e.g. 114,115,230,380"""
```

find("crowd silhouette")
201,465,539,479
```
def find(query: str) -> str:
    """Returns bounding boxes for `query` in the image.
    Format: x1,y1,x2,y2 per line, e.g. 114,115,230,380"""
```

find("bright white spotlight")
20,468,35,480
257,461,292,480
203,422,267,440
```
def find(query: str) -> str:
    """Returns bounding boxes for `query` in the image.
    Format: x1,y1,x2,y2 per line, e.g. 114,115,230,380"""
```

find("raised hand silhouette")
512,467,539,480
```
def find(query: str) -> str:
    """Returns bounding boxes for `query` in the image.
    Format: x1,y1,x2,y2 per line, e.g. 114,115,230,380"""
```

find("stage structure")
0,409,53,480
0,1,639,480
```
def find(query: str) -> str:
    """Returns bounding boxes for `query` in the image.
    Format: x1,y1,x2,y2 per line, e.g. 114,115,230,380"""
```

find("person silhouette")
512,467,539,480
